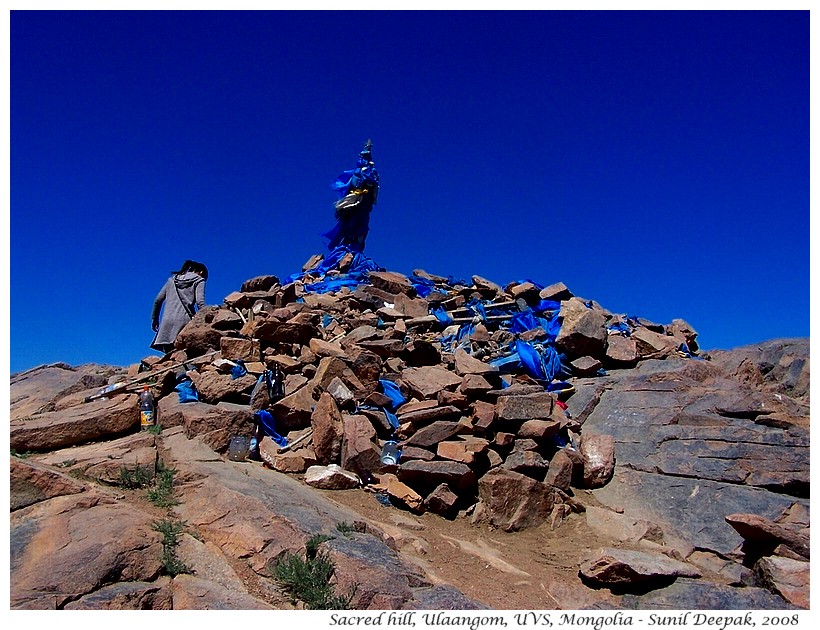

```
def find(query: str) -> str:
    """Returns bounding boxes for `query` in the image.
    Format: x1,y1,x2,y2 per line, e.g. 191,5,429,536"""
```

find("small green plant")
147,461,178,508
119,465,153,489
55,459,77,468
152,518,191,576
271,534,355,610
146,423,163,435
10,449,34,459
335,522,356,537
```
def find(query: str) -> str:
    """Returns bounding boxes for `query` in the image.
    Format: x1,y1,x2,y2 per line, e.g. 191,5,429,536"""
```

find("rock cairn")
137,251,701,531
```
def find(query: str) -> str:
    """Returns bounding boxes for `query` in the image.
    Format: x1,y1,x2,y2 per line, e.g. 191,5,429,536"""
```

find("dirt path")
320,487,623,610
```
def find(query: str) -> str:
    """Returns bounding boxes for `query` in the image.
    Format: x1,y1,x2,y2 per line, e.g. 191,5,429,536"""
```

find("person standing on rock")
321,139,379,253
150,260,208,354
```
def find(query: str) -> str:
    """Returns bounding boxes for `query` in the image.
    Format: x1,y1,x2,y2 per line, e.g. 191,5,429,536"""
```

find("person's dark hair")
174,259,209,281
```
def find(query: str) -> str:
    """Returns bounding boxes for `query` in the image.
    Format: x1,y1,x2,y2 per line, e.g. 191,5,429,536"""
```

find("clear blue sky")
9,10,810,374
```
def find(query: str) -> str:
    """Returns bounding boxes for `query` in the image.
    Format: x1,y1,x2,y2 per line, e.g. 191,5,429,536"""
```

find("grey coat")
150,271,206,350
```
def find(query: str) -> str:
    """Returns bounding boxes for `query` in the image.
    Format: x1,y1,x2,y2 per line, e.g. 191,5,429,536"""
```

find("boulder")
311,392,345,465
555,298,607,360
304,464,361,490
495,391,554,421
752,556,809,609
401,366,463,399
474,468,554,531
579,433,616,488
579,548,701,586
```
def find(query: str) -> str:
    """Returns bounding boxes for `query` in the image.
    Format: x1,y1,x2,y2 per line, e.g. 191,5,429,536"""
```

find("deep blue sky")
9,10,810,374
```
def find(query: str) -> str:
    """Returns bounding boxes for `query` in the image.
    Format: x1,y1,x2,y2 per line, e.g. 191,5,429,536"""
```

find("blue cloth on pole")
465,298,487,322
431,304,454,325
284,245,384,294
254,410,288,447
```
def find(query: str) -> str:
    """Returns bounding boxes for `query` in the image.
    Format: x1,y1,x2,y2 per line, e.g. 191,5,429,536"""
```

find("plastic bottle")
380,440,401,465
139,386,156,428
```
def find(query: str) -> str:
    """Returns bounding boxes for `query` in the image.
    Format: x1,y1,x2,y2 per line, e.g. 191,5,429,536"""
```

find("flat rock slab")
161,430,482,609
31,432,158,485
10,492,165,609
11,394,140,452
621,577,798,610
591,467,804,558
10,456,87,511
10,363,119,420
580,547,702,586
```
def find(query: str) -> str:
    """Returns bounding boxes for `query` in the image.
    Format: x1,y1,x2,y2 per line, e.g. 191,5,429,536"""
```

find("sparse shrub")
119,465,153,489
271,534,355,610
336,522,356,537
147,461,178,508
152,518,191,576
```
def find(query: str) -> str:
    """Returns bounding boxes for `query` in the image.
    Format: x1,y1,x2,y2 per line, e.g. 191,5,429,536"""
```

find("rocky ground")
9,256,810,611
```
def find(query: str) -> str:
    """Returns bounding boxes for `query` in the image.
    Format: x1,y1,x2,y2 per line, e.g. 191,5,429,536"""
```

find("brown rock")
392,293,430,318
381,473,424,511
584,505,665,544
10,456,87,511
10,394,140,453
474,468,554,531
311,392,344,465
454,348,497,376
174,306,228,355
263,444,317,473
397,459,475,491
326,376,356,409
470,400,496,431
438,389,470,409
725,513,810,559
399,445,436,461
341,414,381,475
753,556,809,609
312,356,367,398
308,337,346,358
32,432,158,487
403,421,462,448
495,391,554,421
401,366,463,399
632,327,678,359
304,464,360,489
240,275,280,293
555,298,608,360
543,448,574,491
10,493,165,609
494,432,515,448
605,334,638,366
436,437,489,464
425,483,459,516
579,548,701,585
182,401,255,452
368,270,415,296
539,282,573,302
459,373,493,398
580,433,616,488
502,449,548,476
188,370,256,404
397,405,461,427
517,419,561,440
271,381,317,430
64,578,173,610
570,356,602,377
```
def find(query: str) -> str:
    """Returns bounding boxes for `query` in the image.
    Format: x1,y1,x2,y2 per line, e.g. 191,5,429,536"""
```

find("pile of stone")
133,253,701,530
